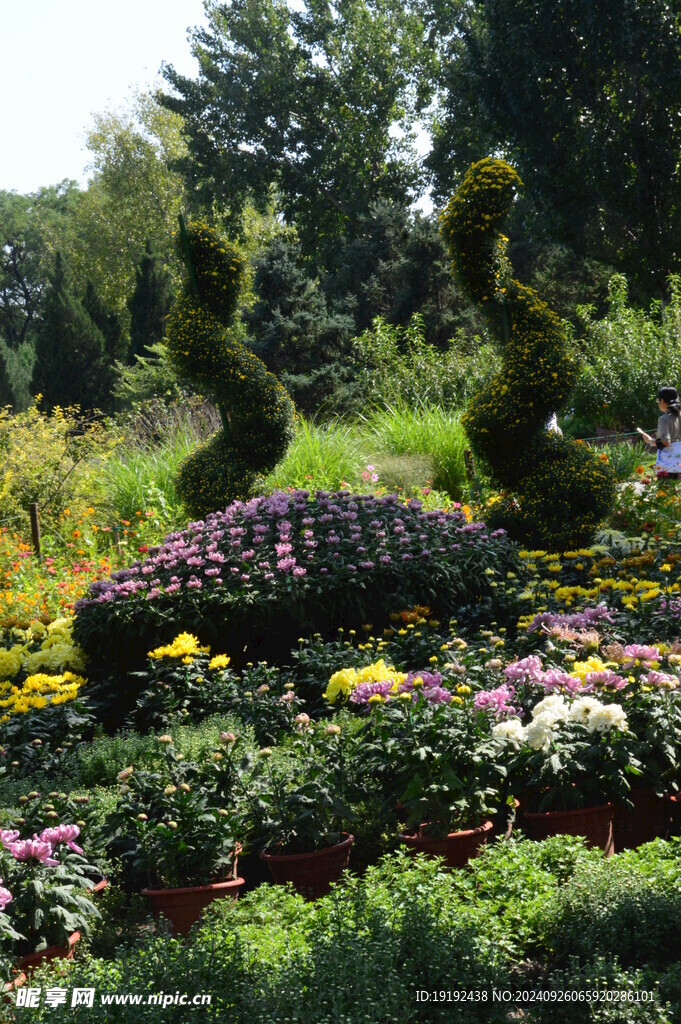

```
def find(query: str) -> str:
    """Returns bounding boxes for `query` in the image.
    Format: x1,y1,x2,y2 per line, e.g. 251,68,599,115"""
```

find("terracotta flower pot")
19,930,81,973
260,833,354,900
399,820,494,869
614,789,671,852
4,972,26,993
521,801,615,855
142,877,245,936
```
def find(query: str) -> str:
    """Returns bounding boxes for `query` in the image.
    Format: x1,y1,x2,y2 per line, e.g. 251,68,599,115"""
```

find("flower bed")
73,490,521,672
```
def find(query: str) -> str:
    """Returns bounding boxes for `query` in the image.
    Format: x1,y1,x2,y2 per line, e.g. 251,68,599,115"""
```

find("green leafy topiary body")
165,220,295,518
440,158,615,548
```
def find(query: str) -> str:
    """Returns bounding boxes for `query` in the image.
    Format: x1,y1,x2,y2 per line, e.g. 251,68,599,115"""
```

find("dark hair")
658,386,681,416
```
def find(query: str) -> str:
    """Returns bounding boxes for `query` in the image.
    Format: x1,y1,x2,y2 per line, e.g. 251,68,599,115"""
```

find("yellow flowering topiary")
165,218,296,518
439,158,615,548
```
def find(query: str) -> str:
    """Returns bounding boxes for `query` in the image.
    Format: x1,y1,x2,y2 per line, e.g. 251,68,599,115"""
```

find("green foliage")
353,312,499,410
572,275,681,432
264,418,366,492
101,740,238,890
428,0,681,301
126,241,174,362
358,401,468,500
161,0,434,255
359,697,505,835
441,157,616,547
165,219,295,517
93,412,203,528
246,234,356,415
75,93,186,325
534,845,681,969
31,254,119,414
0,401,116,531
112,342,189,410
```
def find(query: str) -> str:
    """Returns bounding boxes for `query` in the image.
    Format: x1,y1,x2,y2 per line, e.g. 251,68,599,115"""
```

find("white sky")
0,0,208,194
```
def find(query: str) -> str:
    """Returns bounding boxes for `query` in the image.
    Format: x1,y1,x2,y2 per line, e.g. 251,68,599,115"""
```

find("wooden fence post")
463,449,476,481
112,526,123,557
29,503,42,560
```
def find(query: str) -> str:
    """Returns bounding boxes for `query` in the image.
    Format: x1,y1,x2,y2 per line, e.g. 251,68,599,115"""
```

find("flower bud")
164,786,177,795
258,747,273,758
117,766,134,782
179,783,191,792
137,814,148,821
168,821,178,830
157,734,173,744
219,731,236,745
325,724,342,735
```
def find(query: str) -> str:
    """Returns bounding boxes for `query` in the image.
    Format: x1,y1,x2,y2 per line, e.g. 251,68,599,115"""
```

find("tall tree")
0,185,82,352
83,281,127,367
161,0,436,257
127,240,174,361
427,0,681,300
32,254,112,413
247,234,355,412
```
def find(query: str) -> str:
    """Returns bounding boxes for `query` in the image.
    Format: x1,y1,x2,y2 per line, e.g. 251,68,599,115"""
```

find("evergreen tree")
127,240,174,361
32,254,111,412
246,236,356,415
83,280,127,365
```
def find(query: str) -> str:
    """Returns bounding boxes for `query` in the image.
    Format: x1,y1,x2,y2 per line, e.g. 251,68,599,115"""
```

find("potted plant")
235,718,354,899
359,690,505,868
0,824,100,972
600,656,681,849
102,738,243,935
493,693,638,854
7,788,109,890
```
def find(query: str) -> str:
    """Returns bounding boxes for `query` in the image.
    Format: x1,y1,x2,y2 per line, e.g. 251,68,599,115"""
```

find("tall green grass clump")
95,425,195,527
359,402,468,499
263,418,366,492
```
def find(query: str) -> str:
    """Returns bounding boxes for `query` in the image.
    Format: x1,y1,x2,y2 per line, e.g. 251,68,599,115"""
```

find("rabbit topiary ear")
441,158,615,548
166,219,295,519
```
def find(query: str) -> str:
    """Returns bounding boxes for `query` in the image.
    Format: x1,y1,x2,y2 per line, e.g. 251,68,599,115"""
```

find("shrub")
531,957,672,1023
0,402,117,533
165,219,295,518
19,854,512,1022
73,490,522,674
534,855,681,968
352,312,500,410
572,274,681,432
440,157,616,547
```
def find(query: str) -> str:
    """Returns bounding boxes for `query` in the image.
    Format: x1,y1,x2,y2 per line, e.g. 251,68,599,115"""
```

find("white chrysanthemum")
531,694,570,726
568,696,603,725
585,703,628,734
525,715,555,751
492,718,525,745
